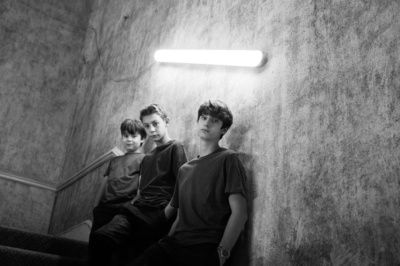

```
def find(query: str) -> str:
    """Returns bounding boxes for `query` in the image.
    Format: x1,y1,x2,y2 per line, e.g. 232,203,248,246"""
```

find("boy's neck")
125,149,141,154
155,134,171,147
199,139,220,157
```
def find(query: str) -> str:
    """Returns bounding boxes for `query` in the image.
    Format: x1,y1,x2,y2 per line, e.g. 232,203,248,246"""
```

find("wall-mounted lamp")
154,49,267,67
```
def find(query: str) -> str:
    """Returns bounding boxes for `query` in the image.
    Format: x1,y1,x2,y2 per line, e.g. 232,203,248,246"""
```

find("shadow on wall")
225,123,256,266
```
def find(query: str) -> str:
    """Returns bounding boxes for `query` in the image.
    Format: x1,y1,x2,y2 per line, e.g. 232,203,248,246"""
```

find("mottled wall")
0,179,54,233
49,165,107,235
0,0,92,232
53,0,400,264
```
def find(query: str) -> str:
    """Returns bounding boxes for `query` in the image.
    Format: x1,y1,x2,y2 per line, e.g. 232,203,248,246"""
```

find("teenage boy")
90,119,147,234
131,100,248,266
88,104,187,266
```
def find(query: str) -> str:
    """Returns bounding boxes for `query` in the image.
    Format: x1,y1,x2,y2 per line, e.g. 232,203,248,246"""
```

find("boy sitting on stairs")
90,119,147,234
88,104,187,266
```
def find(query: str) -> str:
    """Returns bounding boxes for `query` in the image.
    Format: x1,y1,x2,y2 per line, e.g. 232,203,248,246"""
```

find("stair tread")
0,245,87,266
0,225,88,260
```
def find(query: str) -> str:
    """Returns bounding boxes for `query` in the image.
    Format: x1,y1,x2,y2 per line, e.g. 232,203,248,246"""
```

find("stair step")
0,225,88,260
0,245,87,266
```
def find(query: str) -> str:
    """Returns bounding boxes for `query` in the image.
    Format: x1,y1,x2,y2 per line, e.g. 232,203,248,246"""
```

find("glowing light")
154,49,266,67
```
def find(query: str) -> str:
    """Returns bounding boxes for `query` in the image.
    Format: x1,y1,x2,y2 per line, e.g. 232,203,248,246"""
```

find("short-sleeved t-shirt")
170,148,247,246
101,152,145,204
134,140,187,209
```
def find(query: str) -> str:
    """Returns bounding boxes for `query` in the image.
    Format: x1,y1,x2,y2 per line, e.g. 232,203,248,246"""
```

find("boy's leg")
91,203,122,233
130,237,220,266
129,240,174,266
122,205,170,252
88,214,133,266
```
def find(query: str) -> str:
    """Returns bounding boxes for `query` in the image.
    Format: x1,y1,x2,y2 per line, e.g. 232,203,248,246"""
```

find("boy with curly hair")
131,100,248,266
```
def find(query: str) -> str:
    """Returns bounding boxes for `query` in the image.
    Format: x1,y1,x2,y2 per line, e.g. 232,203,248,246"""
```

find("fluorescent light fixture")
154,49,266,67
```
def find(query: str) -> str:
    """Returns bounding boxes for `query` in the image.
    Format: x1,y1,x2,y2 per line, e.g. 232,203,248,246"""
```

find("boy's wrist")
217,245,230,260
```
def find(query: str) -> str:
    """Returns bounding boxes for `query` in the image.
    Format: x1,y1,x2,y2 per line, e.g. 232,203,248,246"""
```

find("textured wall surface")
0,179,55,233
0,0,92,232
52,0,400,264
49,164,108,235
0,0,91,184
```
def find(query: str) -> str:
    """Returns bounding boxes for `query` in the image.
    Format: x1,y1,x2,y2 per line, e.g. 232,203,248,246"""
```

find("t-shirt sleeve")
172,143,188,178
129,154,144,176
224,154,247,198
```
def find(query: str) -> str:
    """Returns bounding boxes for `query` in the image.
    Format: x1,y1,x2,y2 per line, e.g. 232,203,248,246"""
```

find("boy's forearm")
164,204,177,221
168,210,179,236
94,177,107,205
219,195,248,251
130,189,140,204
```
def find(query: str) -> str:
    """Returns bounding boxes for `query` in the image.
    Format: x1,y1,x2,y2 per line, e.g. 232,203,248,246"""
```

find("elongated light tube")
154,49,266,67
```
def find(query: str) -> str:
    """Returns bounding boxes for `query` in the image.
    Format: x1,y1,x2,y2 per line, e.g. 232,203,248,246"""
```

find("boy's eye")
144,124,150,129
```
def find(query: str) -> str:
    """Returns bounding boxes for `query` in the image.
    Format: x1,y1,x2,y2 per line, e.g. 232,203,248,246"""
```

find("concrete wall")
49,165,107,235
0,179,55,233
52,0,400,264
0,0,92,232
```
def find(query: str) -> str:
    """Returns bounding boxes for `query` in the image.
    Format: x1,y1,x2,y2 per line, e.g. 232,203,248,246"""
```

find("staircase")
0,225,88,266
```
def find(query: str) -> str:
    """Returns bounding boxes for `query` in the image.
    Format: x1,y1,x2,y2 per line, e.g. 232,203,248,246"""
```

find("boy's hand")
130,190,140,204
164,204,177,221
217,245,230,266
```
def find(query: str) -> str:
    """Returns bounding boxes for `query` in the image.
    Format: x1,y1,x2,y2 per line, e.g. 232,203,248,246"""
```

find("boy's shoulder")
152,139,185,152
215,147,238,157
143,140,186,159
111,152,145,162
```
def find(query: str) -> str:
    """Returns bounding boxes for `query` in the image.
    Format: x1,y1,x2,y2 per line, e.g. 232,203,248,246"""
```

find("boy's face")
121,132,143,153
197,114,227,141
142,113,169,145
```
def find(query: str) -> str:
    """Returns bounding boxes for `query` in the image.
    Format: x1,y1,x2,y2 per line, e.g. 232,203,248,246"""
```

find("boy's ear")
221,127,228,135
165,117,170,126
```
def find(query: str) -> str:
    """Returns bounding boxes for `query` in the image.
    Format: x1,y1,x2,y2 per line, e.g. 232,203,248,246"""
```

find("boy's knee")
90,224,123,249
129,254,150,266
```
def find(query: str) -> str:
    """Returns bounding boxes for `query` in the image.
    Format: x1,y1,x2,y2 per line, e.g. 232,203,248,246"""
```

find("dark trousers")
130,236,220,266
88,204,172,266
91,203,125,234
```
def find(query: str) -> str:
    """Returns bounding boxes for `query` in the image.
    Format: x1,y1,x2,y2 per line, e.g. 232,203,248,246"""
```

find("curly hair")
139,103,168,121
197,100,233,132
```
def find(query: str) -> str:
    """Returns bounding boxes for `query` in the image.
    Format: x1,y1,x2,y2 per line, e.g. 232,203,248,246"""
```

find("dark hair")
139,103,168,121
197,100,233,138
120,119,146,139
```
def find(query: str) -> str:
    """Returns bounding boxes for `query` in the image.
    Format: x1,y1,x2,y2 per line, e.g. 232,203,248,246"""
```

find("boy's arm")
168,209,180,237
172,143,188,177
130,174,142,204
130,189,140,204
94,176,107,205
164,202,177,221
218,193,248,264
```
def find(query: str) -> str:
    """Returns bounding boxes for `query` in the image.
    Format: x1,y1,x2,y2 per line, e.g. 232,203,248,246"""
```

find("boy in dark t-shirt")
90,119,146,233
88,104,187,266
131,100,248,266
